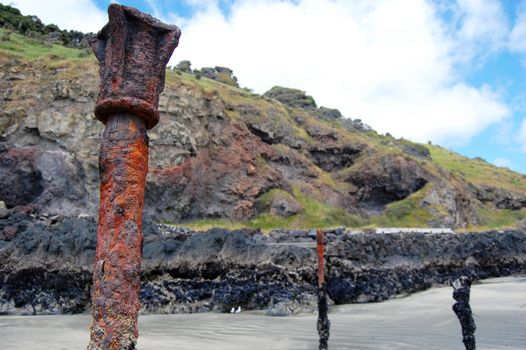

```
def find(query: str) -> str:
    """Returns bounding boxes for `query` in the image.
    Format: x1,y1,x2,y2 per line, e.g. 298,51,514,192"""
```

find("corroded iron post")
87,5,180,350
316,229,330,350
452,276,477,350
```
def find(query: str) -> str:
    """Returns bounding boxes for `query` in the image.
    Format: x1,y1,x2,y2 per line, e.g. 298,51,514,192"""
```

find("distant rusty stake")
87,4,180,350
316,229,330,350
452,276,477,350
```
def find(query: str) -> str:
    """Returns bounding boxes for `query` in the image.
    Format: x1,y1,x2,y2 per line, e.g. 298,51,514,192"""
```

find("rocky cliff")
1,29,526,230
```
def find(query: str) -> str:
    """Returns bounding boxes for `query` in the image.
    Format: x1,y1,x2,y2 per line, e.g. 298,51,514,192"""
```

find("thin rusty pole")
317,229,330,350
86,5,180,350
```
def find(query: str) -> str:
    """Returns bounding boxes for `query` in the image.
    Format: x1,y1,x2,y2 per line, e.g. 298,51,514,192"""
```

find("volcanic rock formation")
1,24,526,229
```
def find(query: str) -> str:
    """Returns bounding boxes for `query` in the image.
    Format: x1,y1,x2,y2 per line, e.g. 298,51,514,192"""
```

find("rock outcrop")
263,86,317,109
342,154,428,209
472,185,526,210
0,146,88,215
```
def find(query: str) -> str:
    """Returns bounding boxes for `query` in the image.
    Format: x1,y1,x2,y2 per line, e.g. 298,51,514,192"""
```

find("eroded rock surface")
473,185,526,210
342,154,428,209
0,146,88,215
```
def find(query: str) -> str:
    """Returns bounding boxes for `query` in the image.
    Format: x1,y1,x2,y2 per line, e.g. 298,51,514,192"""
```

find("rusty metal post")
452,276,477,350
87,5,180,350
317,229,330,350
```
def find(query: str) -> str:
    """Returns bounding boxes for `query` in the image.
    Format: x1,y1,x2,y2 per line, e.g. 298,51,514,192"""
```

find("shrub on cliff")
176,60,192,73
196,66,239,87
263,86,317,109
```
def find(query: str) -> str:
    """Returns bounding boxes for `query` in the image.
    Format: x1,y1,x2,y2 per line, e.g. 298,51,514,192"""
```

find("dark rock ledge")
0,210,525,316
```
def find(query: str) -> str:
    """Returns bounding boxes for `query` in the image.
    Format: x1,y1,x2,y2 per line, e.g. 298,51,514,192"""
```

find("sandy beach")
0,276,524,350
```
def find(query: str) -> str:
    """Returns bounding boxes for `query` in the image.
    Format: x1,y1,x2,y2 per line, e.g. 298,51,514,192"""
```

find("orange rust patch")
316,229,325,287
88,115,148,350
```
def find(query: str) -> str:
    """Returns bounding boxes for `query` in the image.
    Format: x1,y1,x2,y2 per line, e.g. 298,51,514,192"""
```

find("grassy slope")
0,28,89,60
182,187,366,231
2,29,526,231
427,145,526,192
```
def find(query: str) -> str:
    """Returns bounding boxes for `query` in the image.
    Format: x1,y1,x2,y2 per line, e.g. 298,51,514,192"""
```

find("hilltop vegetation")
1,8,525,231
0,4,91,48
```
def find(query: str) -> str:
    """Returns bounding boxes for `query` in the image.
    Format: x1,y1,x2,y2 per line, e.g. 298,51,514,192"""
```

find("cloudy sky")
4,0,526,174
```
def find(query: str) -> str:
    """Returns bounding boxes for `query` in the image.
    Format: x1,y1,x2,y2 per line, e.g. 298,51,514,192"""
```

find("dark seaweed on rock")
1,211,525,315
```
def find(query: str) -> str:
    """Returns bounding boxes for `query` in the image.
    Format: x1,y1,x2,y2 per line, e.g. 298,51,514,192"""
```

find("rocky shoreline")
0,209,525,316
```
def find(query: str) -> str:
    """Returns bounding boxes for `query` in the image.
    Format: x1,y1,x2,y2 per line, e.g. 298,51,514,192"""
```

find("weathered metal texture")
90,4,181,130
88,114,148,350
316,229,325,287
87,4,180,350
316,229,330,350
452,276,477,350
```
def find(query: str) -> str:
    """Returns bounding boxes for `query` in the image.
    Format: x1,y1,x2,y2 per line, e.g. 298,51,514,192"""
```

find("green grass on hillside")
0,28,89,61
427,144,526,192
471,205,526,231
182,186,365,232
371,184,435,227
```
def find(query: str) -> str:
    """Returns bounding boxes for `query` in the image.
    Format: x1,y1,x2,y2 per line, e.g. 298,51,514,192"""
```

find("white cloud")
3,0,107,33
144,0,162,18
169,0,510,144
493,157,511,168
454,0,509,59
518,118,526,152
509,4,526,54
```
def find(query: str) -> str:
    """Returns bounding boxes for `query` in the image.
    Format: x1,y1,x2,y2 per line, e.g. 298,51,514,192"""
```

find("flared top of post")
90,4,181,129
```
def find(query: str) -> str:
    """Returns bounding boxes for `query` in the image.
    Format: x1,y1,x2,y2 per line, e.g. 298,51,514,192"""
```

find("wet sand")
1,277,524,349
